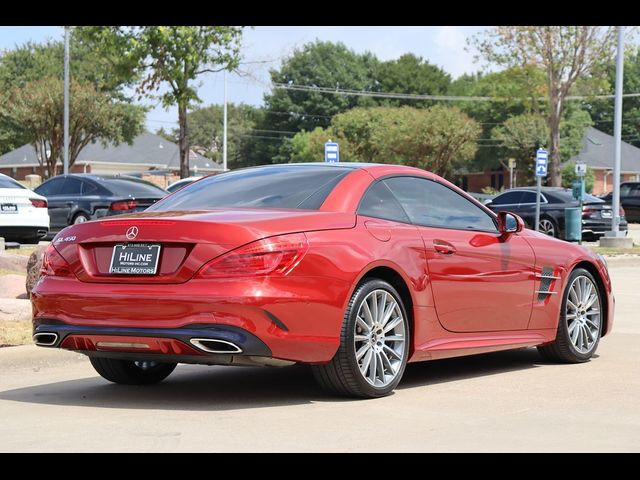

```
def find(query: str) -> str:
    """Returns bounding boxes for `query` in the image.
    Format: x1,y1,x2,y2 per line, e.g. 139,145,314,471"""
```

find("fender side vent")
536,267,558,301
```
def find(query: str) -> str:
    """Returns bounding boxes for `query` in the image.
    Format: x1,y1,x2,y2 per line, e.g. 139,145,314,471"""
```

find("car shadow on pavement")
0,348,547,411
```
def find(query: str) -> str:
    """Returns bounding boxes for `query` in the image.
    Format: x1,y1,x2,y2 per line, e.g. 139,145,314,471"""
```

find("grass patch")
0,320,32,347
586,246,640,255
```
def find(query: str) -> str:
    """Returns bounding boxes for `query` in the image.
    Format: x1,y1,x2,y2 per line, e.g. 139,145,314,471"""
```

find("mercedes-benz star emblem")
126,226,139,240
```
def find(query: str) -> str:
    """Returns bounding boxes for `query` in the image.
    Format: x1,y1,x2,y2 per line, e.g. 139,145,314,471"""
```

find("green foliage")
584,46,640,147
559,105,593,162
289,106,480,178
376,54,451,107
562,162,595,193
2,77,144,178
0,35,142,155
473,26,618,186
76,26,244,177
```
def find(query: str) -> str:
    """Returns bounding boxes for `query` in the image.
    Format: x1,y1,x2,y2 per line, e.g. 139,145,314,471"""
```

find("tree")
76,26,244,178
289,106,480,177
584,46,640,147
491,107,593,185
0,36,141,155
166,103,264,169
2,77,144,178
376,53,451,107
473,26,618,186
562,162,595,193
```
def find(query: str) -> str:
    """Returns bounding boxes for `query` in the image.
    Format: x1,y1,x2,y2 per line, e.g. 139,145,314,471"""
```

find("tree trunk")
548,96,563,187
178,100,189,179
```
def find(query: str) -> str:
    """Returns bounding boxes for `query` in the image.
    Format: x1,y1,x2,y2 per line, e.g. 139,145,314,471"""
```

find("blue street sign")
325,141,339,163
535,148,548,177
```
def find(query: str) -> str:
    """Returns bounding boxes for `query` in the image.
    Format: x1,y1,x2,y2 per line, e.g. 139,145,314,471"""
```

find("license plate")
109,244,161,275
0,203,17,214
601,210,612,218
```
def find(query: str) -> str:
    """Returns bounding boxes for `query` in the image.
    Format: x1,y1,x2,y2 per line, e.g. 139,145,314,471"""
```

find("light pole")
63,26,70,176
608,25,624,237
223,69,228,172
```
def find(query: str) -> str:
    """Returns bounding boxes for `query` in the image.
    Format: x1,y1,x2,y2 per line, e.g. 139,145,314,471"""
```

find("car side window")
35,177,64,196
81,181,98,195
383,176,497,232
60,178,83,195
630,185,640,198
358,181,410,223
519,191,538,204
491,191,523,205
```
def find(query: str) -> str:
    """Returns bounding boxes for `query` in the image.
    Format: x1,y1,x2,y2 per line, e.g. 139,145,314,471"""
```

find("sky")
0,26,487,133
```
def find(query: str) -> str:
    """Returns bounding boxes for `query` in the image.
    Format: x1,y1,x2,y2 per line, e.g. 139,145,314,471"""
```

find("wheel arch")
572,260,609,337
352,264,415,347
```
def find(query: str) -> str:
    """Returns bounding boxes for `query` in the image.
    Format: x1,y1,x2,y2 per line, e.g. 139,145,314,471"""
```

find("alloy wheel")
353,289,406,387
539,219,556,237
566,275,601,354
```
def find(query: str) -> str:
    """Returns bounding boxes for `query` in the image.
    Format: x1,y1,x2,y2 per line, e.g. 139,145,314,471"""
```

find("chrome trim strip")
535,290,558,295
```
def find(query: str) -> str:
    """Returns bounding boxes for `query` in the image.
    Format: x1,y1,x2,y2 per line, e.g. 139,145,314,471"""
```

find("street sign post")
534,148,548,233
574,161,586,244
508,158,516,188
324,141,339,163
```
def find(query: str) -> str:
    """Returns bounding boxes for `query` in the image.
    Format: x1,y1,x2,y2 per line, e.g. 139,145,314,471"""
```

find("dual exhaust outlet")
33,332,242,355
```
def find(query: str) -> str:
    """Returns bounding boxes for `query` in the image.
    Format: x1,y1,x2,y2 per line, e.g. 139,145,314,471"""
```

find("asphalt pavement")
0,257,639,452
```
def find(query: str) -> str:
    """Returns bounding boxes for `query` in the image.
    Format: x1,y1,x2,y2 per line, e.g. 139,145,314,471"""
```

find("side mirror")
497,211,524,234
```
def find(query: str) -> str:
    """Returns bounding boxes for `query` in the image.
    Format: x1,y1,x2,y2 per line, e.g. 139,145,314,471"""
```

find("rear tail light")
620,206,626,217
582,206,596,217
195,233,309,278
110,200,138,211
30,198,47,208
40,244,72,277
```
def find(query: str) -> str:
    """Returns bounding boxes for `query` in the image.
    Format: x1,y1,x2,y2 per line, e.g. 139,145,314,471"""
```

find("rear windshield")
546,190,603,204
0,176,26,189
101,178,167,198
149,166,351,211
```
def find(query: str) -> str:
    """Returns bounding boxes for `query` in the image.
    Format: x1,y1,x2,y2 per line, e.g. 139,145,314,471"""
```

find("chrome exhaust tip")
33,332,58,347
190,338,243,354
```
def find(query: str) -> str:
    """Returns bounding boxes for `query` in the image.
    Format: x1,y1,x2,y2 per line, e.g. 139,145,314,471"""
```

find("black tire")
538,268,603,363
312,278,410,398
72,212,91,225
89,357,177,385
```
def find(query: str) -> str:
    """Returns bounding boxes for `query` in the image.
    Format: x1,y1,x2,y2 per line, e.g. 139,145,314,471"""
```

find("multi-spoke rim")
539,219,555,237
566,275,601,354
354,289,406,388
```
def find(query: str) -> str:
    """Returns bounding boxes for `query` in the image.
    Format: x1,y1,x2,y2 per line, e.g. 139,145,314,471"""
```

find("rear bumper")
31,275,351,364
0,226,48,240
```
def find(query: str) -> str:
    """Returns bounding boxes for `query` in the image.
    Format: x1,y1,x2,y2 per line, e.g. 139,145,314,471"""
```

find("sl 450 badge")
55,235,77,244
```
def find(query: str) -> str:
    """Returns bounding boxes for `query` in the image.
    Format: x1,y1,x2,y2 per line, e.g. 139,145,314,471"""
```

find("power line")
273,83,640,103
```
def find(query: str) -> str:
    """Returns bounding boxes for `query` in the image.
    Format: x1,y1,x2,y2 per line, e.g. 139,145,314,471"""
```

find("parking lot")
0,255,638,452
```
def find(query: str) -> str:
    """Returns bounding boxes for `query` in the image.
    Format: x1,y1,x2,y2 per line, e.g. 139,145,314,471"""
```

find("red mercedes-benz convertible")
31,163,613,398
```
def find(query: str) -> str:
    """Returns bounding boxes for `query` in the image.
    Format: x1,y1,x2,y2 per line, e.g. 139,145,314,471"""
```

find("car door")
35,177,67,229
52,177,83,227
511,190,546,228
384,176,536,332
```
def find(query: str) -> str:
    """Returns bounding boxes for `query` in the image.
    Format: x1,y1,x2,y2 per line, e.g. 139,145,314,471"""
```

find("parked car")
32,163,613,398
600,182,640,223
34,174,167,232
0,173,49,243
485,187,628,241
166,176,205,193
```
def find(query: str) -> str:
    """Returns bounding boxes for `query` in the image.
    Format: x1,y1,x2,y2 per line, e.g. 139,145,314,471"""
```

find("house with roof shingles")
0,132,223,181
568,127,640,195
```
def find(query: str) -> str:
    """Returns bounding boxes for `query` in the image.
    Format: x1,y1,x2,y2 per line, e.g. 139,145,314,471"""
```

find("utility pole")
609,25,624,237
63,26,70,176
223,69,228,172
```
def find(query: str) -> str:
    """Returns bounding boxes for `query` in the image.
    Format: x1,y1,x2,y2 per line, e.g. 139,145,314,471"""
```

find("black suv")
485,187,628,240
600,182,640,223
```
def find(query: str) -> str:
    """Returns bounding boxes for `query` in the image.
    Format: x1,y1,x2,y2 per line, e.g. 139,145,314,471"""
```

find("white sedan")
0,173,49,243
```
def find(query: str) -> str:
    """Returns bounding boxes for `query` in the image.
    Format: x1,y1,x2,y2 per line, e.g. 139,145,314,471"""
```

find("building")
0,132,223,181
458,127,640,195
568,127,640,195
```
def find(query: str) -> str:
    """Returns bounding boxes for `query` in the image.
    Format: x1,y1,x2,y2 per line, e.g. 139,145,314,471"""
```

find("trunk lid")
54,208,356,283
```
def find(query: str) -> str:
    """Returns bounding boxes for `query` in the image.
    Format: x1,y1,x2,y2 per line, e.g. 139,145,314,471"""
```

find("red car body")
31,164,613,371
